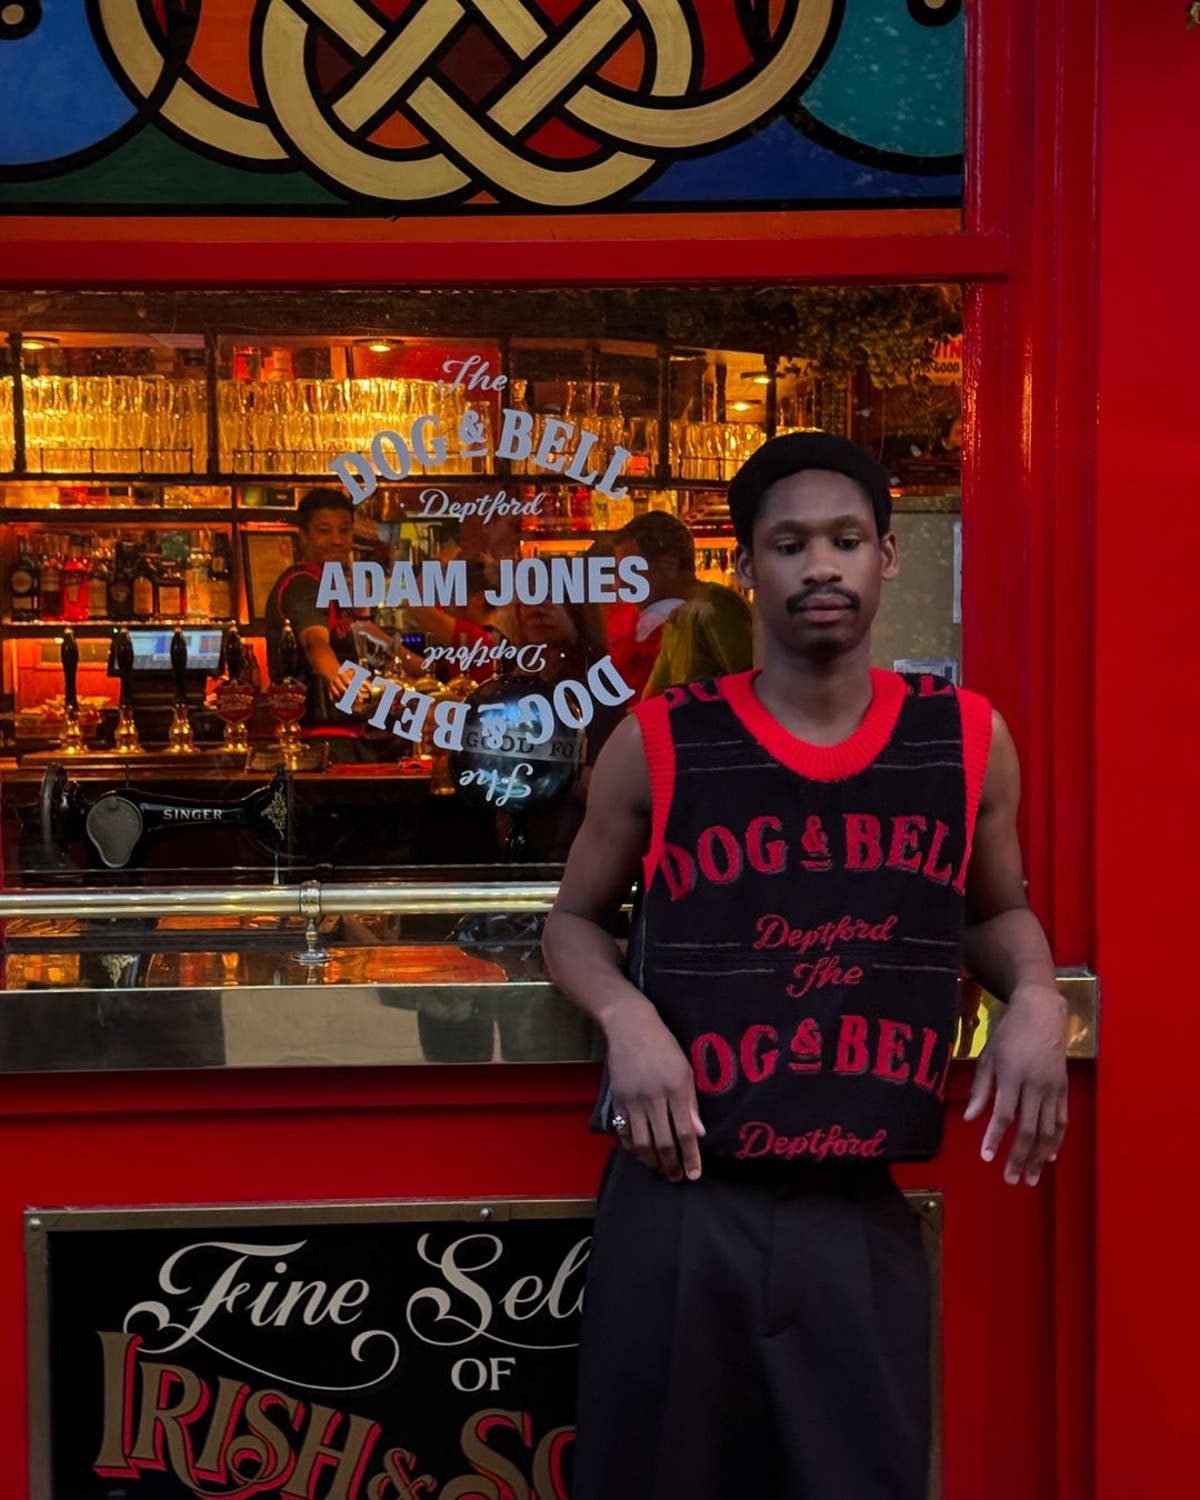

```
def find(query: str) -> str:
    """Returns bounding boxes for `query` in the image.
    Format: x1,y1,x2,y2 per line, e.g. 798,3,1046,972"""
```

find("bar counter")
0,880,1098,1074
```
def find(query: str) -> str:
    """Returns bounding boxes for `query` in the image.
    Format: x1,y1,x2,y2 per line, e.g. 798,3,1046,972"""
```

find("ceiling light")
731,400,760,412
742,372,772,385
356,338,401,354
22,336,59,351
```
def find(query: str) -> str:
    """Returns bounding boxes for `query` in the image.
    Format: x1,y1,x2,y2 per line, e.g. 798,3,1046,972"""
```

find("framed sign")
27,1193,943,1500
26,1199,593,1500
241,526,299,624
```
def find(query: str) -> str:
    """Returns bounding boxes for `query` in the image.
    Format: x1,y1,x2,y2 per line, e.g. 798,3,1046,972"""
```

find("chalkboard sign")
27,1200,592,1500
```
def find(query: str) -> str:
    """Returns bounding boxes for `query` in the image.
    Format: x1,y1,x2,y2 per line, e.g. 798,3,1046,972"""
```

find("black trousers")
574,1148,931,1500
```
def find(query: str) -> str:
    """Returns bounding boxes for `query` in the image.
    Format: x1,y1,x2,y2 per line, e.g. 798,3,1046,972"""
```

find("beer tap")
411,664,457,796
222,622,245,680
215,623,254,756
58,627,86,754
108,626,142,754
166,625,197,753
267,617,306,770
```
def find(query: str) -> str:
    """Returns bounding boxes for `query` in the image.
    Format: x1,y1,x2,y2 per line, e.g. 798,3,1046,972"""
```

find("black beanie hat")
726,432,893,547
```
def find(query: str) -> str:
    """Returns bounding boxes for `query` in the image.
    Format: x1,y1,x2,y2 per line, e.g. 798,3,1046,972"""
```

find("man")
612,510,753,697
264,488,380,762
543,433,1068,1499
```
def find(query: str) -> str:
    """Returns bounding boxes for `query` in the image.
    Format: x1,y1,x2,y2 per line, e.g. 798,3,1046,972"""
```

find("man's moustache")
786,588,861,614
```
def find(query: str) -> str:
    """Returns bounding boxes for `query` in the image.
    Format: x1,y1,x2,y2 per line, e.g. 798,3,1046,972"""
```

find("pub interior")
0,284,968,1066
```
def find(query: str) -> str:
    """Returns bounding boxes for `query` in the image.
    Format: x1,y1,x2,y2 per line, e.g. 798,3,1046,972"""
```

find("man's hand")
963,983,1068,1186
328,660,370,712
961,709,1070,1188
605,996,705,1183
300,624,370,713
542,714,706,1184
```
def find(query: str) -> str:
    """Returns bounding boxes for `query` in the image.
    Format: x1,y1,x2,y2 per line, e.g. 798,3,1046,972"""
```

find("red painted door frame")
1092,4,1200,1496
0,1,1132,1495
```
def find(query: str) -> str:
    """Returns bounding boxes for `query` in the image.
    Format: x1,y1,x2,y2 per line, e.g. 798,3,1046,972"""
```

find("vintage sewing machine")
36,763,292,871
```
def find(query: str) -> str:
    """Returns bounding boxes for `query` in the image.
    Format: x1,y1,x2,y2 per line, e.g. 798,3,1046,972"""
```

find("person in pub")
264,487,384,763
611,510,753,697
544,433,1069,1499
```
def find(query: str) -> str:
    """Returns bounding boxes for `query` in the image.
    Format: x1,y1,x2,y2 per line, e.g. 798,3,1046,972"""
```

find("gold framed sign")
240,525,300,624
26,1198,593,1500
26,1193,942,1499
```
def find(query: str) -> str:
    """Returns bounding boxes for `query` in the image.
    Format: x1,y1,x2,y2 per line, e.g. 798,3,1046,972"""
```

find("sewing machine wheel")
38,763,83,862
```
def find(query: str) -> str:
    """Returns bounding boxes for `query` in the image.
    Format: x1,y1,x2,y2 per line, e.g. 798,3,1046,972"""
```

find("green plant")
756,286,962,385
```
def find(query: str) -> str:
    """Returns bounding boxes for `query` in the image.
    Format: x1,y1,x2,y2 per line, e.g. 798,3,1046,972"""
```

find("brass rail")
0,881,562,920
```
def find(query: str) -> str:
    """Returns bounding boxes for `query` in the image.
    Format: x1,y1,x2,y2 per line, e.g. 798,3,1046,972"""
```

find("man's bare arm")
299,624,365,705
542,715,705,1182
961,710,1069,1185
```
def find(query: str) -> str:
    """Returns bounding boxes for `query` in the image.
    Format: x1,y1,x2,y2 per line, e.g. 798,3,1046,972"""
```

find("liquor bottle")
108,542,134,621
208,535,233,618
157,554,187,619
569,486,592,533
88,544,111,619
62,537,90,623
39,539,64,621
185,544,211,620
9,540,39,621
626,416,653,479
132,545,157,621
517,484,542,534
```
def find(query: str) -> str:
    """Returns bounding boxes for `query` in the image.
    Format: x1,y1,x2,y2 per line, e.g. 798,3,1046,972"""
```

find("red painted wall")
1093,3,1200,1492
0,1065,1089,1499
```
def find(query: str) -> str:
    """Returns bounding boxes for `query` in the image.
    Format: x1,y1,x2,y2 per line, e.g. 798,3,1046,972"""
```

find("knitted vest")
614,669,992,1166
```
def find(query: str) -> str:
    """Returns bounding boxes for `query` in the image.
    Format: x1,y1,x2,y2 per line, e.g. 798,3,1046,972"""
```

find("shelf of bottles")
7,523,235,629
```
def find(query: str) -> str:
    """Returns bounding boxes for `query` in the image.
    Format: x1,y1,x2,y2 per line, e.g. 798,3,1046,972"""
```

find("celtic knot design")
90,0,835,208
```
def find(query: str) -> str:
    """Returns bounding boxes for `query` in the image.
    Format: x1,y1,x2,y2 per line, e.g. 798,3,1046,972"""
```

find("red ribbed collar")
718,667,907,782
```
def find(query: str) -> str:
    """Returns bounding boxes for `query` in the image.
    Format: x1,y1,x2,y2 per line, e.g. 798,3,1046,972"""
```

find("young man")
543,433,1069,1500
612,510,753,697
265,488,384,763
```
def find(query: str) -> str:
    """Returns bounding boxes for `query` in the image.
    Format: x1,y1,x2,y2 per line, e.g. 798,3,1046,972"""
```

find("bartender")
265,487,385,764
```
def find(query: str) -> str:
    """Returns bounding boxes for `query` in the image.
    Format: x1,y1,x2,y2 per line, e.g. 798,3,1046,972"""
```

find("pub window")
0,285,962,899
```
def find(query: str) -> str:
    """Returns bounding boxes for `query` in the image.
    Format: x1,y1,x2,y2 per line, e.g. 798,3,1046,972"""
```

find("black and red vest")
265,563,361,736
618,668,992,1166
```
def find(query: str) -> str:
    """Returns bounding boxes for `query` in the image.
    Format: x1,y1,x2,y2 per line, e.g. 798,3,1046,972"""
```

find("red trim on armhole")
632,695,676,893
958,688,994,868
